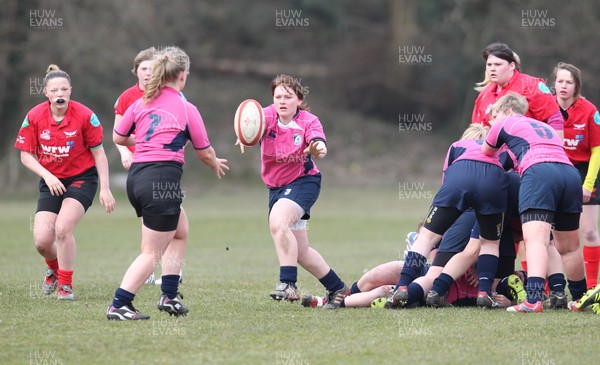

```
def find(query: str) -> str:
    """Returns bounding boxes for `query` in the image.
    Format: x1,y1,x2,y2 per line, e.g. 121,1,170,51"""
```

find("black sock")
319,269,344,292
112,288,135,308
161,275,181,300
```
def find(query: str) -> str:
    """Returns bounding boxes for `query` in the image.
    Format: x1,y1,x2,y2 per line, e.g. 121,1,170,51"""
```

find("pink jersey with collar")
485,115,572,175
260,105,326,188
114,87,210,164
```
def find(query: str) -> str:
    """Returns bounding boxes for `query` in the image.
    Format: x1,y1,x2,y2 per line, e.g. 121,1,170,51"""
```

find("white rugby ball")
235,99,265,146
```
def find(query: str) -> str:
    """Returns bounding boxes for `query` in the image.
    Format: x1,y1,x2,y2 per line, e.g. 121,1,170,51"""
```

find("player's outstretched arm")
195,147,229,179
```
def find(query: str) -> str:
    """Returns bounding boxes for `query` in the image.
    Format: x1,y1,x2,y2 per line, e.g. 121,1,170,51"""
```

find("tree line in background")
1,0,599,190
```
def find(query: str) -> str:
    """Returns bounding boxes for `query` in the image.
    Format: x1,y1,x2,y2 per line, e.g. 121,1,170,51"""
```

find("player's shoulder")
69,100,94,116
573,97,598,114
28,101,50,118
295,109,320,125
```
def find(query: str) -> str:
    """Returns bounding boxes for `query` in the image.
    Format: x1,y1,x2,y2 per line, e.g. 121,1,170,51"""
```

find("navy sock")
279,266,297,286
161,275,181,299
112,288,135,309
547,273,566,293
477,254,498,295
496,277,509,298
397,251,427,287
526,276,545,304
350,281,361,294
568,278,588,301
407,282,425,306
319,269,344,292
431,273,454,297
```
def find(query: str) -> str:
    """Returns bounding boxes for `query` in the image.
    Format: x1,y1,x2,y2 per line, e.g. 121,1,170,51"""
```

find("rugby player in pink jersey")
108,47,228,320
483,92,588,312
15,64,115,300
387,124,510,308
236,74,349,309
114,47,184,286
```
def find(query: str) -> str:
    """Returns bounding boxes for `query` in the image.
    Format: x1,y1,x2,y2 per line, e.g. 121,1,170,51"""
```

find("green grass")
1,184,598,365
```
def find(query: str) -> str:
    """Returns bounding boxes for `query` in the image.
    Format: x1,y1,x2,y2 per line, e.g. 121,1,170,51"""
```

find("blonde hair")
474,52,521,92
271,74,309,111
131,47,157,75
491,92,528,115
143,46,190,104
44,64,71,88
460,124,489,140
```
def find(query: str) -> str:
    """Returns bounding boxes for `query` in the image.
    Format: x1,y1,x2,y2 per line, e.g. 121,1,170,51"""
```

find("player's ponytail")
460,124,489,140
44,64,71,88
143,46,190,104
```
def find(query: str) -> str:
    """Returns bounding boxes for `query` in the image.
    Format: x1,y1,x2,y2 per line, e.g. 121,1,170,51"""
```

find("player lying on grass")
301,232,525,309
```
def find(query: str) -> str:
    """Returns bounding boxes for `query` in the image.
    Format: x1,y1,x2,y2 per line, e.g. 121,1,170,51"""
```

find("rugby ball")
234,99,265,146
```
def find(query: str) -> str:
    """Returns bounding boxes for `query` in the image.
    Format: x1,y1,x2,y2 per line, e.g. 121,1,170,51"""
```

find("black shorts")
127,162,183,232
575,162,600,205
268,174,321,220
37,166,98,213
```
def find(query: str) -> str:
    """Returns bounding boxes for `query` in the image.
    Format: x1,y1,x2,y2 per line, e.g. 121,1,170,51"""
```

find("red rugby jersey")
562,97,600,163
472,70,559,127
14,100,104,178
114,83,144,153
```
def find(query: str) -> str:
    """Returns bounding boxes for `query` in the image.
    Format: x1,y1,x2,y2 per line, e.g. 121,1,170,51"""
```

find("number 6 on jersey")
234,99,265,146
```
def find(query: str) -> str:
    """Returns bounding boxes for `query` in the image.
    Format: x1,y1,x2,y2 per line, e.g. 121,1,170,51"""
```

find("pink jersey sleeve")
304,114,326,143
114,98,140,136
186,103,210,149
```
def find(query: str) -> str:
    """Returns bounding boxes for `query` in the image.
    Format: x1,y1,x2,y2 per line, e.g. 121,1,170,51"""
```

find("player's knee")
581,228,600,245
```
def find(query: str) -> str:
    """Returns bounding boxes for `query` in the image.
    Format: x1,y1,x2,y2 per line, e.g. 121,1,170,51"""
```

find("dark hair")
44,64,71,88
552,62,582,99
132,47,157,75
271,74,308,111
482,42,517,66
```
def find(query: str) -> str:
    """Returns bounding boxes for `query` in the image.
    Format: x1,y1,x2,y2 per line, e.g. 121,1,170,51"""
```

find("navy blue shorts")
37,166,98,213
437,209,476,253
519,163,582,214
268,174,321,220
127,162,183,231
433,160,508,215
575,162,600,205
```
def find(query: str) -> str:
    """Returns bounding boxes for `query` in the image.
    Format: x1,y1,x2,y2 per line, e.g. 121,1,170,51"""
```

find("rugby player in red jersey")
15,65,115,300
554,62,600,290
472,42,563,138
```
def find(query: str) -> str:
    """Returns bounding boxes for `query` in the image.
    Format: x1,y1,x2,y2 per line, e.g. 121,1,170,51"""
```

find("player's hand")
120,150,134,170
99,188,115,213
493,293,512,308
213,158,229,179
304,140,327,159
466,269,479,287
583,187,592,204
234,139,248,154
43,174,66,196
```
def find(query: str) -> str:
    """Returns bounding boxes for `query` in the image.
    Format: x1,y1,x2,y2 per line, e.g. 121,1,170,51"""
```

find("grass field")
1,183,598,365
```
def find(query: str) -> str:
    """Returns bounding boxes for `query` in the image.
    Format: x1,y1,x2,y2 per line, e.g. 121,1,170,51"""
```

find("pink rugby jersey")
485,115,572,175
115,87,210,164
442,139,506,172
260,105,326,188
